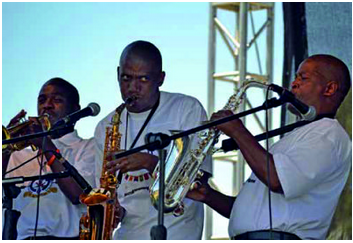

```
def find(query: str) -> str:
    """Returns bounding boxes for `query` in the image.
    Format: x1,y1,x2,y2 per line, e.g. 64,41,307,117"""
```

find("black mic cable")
265,86,273,239
33,136,48,239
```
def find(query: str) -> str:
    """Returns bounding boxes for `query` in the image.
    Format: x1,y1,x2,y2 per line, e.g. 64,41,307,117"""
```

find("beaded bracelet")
47,149,60,166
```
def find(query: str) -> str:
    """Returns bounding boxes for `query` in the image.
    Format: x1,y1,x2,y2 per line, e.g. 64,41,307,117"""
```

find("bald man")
187,54,352,240
94,40,212,239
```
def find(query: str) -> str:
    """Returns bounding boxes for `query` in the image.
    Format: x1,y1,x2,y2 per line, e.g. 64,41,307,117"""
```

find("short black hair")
120,40,163,72
309,54,351,105
43,77,80,107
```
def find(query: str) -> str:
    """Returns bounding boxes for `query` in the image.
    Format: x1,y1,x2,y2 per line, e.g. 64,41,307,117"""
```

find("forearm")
44,143,83,204
2,152,11,178
203,188,236,219
143,154,159,173
230,125,283,193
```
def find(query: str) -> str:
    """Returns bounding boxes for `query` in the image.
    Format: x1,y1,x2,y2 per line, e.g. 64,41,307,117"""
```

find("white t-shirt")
94,91,212,240
228,118,351,240
4,130,96,239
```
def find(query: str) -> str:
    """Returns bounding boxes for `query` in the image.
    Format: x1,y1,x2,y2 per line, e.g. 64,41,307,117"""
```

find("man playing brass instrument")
3,78,96,239
94,40,212,240
187,54,352,240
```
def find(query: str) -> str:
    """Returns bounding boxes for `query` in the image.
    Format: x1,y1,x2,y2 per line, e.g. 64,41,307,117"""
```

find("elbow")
269,180,284,194
71,197,81,205
67,193,82,205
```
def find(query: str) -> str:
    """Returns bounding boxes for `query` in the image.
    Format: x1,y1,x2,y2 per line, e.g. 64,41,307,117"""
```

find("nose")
291,79,300,90
42,98,54,110
128,78,141,93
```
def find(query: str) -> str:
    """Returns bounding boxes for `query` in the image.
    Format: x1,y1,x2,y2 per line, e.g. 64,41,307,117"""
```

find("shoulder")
94,109,117,135
77,136,95,150
160,91,205,110
289,118,351,152
308,118,349,138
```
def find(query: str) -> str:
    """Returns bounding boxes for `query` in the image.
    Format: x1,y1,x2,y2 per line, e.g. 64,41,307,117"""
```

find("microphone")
53,102,100,127
269,84,316,121
145,133,171,151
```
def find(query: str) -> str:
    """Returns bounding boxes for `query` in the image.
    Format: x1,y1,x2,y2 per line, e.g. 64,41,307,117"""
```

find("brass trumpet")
2,114,51,152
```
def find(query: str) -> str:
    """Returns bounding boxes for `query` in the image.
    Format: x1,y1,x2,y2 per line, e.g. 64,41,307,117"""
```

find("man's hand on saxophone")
210,109,244,138
105,152,159,174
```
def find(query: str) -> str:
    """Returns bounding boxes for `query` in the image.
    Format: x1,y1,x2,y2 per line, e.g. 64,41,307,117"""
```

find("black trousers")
23,235,79,240
231,230,301,240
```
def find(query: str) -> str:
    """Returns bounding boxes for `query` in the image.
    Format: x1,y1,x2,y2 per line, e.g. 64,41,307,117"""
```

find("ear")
323,81,338,97
158,71,166,87
74,104,81,112
67,104,80,115
117,66,120,81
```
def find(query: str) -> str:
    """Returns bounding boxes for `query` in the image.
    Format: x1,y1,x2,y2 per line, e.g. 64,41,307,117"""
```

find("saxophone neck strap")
126,93,161,150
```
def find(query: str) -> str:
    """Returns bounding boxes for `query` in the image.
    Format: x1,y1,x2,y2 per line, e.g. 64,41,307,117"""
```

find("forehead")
120,54,158,74
297,59,330,84
38,84,67,98
297,59,322,75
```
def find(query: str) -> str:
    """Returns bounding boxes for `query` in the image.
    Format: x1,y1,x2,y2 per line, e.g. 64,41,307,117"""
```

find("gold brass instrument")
79,103,125,240
150,80,270,215
2,114,51,152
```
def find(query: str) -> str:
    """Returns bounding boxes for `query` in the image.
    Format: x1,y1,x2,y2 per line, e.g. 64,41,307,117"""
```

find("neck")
127,92,160,113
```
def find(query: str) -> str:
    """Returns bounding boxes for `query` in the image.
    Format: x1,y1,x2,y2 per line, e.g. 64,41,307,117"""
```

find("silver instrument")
150,80,270,216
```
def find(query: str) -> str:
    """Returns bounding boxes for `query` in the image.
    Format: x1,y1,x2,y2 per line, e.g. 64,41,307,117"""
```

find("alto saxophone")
79,103,125,240
150,80,269,215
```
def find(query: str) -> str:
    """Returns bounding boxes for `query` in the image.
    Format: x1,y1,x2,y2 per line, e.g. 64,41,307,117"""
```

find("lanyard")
125,94,160,150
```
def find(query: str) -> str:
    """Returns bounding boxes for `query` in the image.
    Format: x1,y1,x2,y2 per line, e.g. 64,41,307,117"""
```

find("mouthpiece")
125,96,136,106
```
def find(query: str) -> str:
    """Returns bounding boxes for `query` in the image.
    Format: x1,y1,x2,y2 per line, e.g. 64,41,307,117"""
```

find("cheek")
119,82,129,96
56,104,68,116
37,106,42,115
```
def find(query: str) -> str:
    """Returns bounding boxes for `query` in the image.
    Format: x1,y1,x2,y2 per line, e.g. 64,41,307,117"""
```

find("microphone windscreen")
88,103,100,116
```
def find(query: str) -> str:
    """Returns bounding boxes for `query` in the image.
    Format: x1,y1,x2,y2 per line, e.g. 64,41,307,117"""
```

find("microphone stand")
150,149,167,240
221,120,312,152
2,123,74,146
2,184,21,240
2,172,70,240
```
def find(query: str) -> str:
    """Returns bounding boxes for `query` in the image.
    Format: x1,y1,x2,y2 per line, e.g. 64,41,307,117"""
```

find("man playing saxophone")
187,54,352,240
3,78,96,240
94,40,212,240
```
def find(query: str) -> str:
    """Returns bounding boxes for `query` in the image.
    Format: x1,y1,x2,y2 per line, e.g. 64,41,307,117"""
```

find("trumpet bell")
2,114,51,152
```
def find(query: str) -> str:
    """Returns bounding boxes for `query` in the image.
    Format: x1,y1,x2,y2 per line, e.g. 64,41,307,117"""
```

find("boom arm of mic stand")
221,120,311,152
2,125,74,146
2,171,71,185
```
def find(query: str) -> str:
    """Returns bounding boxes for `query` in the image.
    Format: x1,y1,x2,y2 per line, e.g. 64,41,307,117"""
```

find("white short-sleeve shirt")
228,118,351,240
4,130,96,239
94,91,212,240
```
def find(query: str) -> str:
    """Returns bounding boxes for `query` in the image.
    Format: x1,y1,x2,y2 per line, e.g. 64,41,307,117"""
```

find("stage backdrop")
283,2,352,240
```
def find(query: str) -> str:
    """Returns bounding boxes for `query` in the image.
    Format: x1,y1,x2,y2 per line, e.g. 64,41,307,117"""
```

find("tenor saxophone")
79,103,125,240
150,80,270,215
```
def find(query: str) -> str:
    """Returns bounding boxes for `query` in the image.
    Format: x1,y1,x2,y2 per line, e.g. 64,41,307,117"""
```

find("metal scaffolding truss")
205,2,275,239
